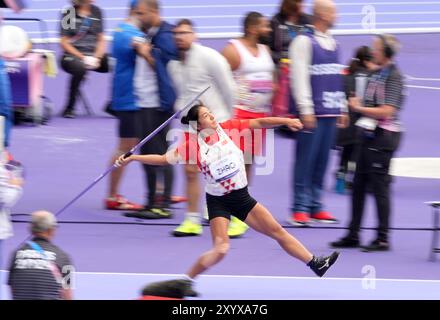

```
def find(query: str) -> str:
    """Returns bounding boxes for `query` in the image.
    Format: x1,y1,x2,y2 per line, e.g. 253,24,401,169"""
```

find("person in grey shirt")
8,211,74,300
331,34,404,252
59,0,109,118
167,19,238,237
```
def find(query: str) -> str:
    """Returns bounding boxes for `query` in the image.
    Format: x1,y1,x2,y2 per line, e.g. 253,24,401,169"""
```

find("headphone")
377,34,394,59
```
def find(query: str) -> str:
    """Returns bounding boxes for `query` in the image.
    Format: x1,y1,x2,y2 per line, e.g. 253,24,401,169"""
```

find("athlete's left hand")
286,118,303,131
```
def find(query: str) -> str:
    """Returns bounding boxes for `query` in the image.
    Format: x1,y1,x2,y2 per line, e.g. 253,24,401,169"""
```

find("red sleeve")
176,132,200,165
220,120,251,153
220,119,250,131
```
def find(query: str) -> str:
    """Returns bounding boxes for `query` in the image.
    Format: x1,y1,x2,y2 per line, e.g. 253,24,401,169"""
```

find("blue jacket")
0,59,12,147
111,23,144,112
151,21,178,114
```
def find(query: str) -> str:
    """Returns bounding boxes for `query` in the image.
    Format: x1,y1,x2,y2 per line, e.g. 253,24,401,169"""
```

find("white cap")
0,25,29,59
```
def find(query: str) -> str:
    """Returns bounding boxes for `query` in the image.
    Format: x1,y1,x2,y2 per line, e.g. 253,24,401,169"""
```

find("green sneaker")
228,216,249,238
172,219,203,237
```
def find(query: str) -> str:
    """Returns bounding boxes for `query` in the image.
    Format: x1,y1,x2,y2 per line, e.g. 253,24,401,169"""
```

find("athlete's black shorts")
206,187,258,222
115,110,141,138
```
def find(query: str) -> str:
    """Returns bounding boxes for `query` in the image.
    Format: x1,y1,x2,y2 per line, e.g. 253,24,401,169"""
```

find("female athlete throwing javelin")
116,102,339,296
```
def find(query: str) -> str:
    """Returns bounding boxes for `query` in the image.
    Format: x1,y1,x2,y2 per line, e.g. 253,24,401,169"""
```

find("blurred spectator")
268,0,312,119
0,61,12,148
8,211,74,300
0,150,23,300
59,0,109,118
331,34,404,252
222,11,275,238
0,10,13,148
267,0,312,65
104,0,148,211
288,0,348,226
334,46,373,194
128,0,178,219
167,19,237,237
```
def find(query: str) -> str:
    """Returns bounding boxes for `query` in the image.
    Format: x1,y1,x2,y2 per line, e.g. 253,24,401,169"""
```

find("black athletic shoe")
307,251,340,277
124,208,173,219
175,279,199,297
141,279,199,298
62,109,75,119
361,239,390,252
330,237,360,248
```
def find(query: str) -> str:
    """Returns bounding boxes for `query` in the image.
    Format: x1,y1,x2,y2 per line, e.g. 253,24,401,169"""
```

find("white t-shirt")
168,43,236,122
134,55,160,108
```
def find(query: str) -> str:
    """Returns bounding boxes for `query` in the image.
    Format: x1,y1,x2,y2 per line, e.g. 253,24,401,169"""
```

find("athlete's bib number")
209,153,241,182
249,79,273,94
322,91,345,110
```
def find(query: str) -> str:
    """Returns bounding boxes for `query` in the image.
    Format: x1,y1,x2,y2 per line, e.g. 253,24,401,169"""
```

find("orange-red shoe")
105,195,143,211
311,211,339,224
154,195,188,204
170,195,188,203
288,212,310,226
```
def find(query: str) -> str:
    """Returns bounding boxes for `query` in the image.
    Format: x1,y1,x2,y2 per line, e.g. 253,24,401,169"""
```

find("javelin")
56,86,211,216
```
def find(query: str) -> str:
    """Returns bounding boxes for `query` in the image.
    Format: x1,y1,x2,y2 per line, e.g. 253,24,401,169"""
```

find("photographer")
331,34,404,252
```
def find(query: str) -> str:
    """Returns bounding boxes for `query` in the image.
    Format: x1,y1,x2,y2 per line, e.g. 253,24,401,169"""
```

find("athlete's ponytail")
181,103,204,125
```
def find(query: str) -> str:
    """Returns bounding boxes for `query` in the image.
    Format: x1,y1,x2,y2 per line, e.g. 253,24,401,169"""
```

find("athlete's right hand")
301,114,316,130
115,155,132,168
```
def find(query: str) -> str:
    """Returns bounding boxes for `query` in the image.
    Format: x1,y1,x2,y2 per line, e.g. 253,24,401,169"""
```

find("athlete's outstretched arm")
249,117,303,131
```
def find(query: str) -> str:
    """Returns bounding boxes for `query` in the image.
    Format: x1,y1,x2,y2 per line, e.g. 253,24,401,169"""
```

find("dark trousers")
0,239,3,300
61,54,109,112
139,108,174,207
348,128,401,241
339,144,358,173
292,117,337,213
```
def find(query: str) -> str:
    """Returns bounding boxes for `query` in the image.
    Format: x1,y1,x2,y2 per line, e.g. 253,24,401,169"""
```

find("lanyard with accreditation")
27,241,63,284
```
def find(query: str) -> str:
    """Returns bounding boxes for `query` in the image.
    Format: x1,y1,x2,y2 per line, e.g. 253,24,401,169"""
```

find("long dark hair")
279,0,303,20
181,103,204,126
72,0,87,8
347,46,372,74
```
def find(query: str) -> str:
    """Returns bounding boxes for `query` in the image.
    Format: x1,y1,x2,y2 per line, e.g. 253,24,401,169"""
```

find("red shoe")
154,195,188,204
311,211,339,224
288,212,310,226
105,195,143,211
170,195,188,204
